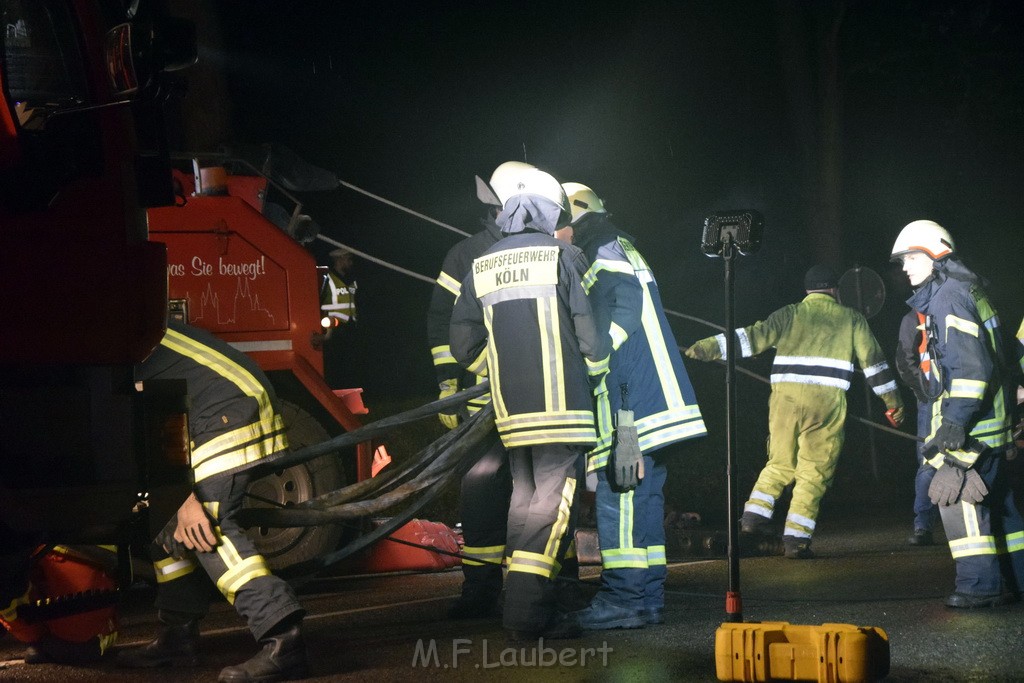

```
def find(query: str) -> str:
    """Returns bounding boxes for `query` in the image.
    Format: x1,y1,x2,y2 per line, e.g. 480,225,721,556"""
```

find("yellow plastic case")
715,621,889,682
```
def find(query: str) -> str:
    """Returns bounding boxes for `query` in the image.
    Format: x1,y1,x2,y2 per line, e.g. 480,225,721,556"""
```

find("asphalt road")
2,506,1023,682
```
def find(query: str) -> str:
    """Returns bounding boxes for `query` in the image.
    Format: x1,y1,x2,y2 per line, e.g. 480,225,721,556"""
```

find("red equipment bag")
348,520,462,573
1,546,119,659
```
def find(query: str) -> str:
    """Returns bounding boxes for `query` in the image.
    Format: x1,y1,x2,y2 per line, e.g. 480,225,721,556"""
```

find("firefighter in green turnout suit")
118,322,307,682
451,169,610,640
687,265,904,559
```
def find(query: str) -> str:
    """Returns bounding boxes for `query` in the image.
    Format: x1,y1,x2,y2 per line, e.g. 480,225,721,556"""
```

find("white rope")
316,184,911,442
337,179,470,238
316,234,435,284
327,178,728,334
665,307,724,333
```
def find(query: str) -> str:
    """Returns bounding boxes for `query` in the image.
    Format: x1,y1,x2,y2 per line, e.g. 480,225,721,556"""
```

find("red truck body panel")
149,169,372,480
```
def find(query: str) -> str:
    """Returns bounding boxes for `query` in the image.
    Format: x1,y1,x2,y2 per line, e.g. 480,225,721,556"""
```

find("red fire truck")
147,156,382,571
1,1,453,579
0,0,196,548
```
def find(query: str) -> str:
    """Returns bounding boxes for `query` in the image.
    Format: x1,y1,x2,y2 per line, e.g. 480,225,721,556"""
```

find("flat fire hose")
238,404,496,527
263,403,499,581
218,380,491,486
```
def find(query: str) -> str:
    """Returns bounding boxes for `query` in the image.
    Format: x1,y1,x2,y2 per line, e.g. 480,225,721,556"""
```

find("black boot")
218,624,308,683
782,535,814,560
116,612,200,668
447,590,502,619
448,565,502,619
740,511,770,534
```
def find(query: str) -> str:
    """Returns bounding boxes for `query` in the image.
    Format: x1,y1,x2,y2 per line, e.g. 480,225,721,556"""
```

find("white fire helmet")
488,161,537,206
505,168,569,214
890,220,955,261
561,182,607,225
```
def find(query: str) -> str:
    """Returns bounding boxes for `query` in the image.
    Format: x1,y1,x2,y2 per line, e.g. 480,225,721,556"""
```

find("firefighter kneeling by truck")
117,321,308,683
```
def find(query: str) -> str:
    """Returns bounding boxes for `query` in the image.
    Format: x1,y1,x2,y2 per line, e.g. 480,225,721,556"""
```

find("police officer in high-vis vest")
687,265,904,559
555,182,707,630
319,247,359,390
450,168,610,641
320,248,357,326
892,219,1024,607
118,322,307,682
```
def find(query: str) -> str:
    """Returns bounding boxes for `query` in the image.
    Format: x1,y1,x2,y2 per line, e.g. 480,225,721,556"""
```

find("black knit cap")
804,264,838,290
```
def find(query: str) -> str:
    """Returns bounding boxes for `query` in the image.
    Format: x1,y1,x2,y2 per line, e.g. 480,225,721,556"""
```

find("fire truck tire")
244,401,345,572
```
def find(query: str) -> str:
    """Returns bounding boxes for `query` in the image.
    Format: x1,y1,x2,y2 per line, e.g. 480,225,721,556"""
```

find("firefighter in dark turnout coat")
118,322,307,682
557,183,707,630
892,219,1023,607
424,162,533,618
450,168,610,639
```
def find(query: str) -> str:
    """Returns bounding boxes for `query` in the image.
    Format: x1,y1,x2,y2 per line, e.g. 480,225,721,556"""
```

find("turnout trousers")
503,443,583,632
744,385,846,540
593,453,668,612
458,432,511,600
151,473,304,640
938,454,1024,597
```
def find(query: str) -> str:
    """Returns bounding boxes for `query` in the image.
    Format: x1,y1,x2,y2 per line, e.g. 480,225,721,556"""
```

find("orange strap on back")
916,311,931,375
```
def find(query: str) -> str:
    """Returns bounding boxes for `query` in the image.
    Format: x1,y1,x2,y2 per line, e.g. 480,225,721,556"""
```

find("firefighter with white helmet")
487,160,538,206
890,219,1024,607
450,168,610,640
891,219,955,262
424,161,535,618
557,182,707,630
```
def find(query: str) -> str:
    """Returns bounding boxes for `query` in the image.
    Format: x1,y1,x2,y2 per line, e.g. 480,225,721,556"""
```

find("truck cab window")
2,0,89,130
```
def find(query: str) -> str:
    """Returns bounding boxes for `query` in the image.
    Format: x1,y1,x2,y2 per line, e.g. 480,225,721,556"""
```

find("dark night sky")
190,0,1024,404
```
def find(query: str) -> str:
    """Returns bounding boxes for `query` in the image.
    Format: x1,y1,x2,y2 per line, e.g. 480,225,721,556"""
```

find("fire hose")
232,382,496,580
228,380,490,484
17,386,497,618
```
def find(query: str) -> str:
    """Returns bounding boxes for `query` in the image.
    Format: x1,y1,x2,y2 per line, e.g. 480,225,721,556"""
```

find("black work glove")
933,419,967,453
610,409,643,491
928,464,965,507
154,518,189,560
